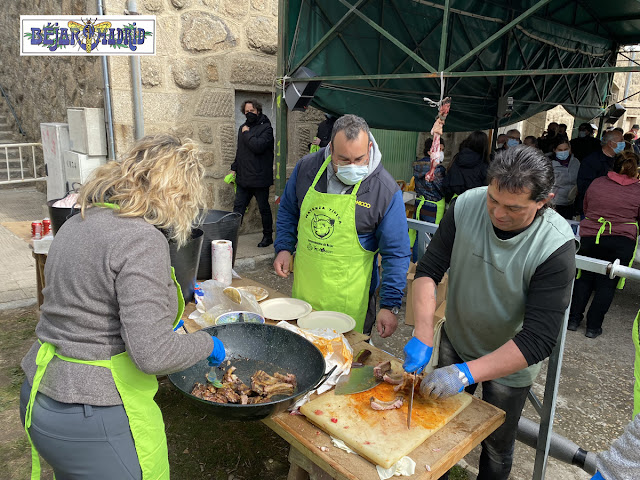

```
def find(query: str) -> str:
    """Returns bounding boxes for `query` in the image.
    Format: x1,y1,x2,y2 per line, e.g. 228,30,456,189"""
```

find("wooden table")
183,278,505,480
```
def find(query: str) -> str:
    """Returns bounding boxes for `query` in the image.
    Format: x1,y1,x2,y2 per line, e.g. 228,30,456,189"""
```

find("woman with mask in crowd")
442,130,490,202
547,138,580,219
20,135,226,479
568,151,640,338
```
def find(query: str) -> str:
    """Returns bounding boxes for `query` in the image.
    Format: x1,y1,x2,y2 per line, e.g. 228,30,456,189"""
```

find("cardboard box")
405,262,448,326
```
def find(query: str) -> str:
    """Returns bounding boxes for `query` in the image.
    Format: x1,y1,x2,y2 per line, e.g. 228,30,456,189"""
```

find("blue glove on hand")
207,336,226,367
173,319,184,331
590,472,605,480
420,363,474,399
403,337,433,373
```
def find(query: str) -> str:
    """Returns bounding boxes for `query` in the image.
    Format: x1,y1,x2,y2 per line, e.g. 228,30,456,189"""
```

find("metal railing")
0,143,45,185
0,84,25,137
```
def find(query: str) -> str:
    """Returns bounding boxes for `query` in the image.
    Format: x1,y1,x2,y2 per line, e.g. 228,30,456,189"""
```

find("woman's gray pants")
19,380,142,480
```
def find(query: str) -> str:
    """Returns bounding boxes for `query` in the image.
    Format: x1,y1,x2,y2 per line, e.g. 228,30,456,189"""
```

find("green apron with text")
633,310,640,419
409,196,445,247
576,217,639,289
25,201,185,479
292,156,375,333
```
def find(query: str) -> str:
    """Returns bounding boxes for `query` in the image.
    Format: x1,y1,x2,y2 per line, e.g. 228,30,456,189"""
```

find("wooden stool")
287,447,334,480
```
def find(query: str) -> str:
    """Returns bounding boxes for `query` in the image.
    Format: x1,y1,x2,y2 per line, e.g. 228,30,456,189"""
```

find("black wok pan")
168,323,333,421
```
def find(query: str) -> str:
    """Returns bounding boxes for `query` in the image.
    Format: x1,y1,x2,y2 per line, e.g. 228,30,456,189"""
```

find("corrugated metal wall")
370,128,419,182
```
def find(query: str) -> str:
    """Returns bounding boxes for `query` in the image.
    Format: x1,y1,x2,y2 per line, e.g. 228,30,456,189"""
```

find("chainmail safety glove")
420,363,474,399
402,337,433,373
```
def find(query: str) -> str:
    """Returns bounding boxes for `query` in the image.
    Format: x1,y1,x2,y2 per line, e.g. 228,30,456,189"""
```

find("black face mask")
245,112,258,124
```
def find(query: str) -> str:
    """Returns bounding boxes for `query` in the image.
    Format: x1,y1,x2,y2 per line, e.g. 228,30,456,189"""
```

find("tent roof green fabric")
284,0,640,132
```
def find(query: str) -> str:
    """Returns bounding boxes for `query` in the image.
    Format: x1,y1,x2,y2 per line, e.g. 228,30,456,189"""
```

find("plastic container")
197,210,242,280
169,228,204,304
46,198,81,235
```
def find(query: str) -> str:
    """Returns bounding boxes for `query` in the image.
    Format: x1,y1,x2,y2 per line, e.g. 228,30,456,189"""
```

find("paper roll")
211,240,233,286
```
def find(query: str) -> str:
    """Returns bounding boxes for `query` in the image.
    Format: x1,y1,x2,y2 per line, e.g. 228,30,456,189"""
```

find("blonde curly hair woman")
20,134,225,480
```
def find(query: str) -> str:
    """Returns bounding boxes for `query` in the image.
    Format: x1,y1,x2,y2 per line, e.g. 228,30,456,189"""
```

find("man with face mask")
576,130,625,215
537,122,559,154
274,115,410,337
230,100,275,248
570,123,600,161
505,129,521,149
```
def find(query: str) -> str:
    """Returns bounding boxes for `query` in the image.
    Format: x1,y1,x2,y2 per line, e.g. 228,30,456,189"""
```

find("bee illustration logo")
311,214,335,240
68,18,111,53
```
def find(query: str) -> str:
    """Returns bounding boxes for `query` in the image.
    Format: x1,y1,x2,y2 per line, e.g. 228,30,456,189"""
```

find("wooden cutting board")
300,381,473,469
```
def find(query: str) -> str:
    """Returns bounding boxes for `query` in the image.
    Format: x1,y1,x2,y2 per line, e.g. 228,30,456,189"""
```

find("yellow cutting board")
300,382,473,469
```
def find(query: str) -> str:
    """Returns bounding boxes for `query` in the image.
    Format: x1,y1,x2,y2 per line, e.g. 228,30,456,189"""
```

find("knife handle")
352,349,371,368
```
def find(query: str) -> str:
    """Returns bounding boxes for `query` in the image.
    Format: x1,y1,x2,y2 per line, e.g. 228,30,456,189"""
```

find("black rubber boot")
257,235,273,248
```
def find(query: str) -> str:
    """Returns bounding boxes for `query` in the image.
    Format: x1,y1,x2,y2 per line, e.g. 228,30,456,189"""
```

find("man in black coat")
230,99,275,247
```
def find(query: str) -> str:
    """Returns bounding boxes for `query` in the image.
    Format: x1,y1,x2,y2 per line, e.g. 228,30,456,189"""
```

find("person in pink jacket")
568,151,640,338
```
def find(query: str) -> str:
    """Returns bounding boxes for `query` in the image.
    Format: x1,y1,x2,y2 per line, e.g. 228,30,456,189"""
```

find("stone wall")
0,0,106,186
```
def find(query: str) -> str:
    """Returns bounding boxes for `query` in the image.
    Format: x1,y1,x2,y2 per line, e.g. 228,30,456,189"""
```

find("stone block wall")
0,0,106,187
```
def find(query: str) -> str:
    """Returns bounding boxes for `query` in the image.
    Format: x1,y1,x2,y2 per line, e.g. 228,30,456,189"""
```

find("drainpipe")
97,0,116,160
128,0,145,140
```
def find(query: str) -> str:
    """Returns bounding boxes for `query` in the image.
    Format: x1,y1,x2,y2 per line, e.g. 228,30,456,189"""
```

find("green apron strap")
24,342,56,480
409,196,426,248
170,266,185,327
617,222,639,290
309,144,320,153
93,202,121,210
595,217,612,244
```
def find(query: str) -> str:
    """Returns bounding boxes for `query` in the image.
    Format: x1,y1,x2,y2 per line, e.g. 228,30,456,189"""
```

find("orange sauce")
346,382,464,430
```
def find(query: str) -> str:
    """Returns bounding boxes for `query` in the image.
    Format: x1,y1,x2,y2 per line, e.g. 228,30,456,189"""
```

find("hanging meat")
424,97,451,182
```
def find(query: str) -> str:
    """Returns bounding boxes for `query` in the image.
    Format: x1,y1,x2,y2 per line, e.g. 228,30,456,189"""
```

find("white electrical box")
63,150,106,188
40,122,70,201
67,107,107,156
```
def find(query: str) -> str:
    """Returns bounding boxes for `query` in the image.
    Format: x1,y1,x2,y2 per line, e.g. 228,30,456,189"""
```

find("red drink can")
32,221,42,239
42,218,51,236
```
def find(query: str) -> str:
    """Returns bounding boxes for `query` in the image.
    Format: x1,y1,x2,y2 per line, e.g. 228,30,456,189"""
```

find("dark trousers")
555,203,575,220
363,293,376,336
233,185,273,237
437,330,531,480
569,235,635,330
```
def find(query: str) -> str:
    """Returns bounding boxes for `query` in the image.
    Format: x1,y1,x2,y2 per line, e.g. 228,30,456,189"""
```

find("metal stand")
407,218,640,479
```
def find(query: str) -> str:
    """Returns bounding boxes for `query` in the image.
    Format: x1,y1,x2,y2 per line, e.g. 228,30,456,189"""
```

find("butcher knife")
334,349,382,395
407,371,416,429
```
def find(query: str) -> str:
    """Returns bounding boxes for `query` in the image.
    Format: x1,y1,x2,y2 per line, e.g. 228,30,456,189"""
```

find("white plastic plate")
297,311,356,334
259,298,313,321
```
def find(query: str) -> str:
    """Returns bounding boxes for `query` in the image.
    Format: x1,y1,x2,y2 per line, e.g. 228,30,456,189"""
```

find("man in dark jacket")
576,130,624,215
570,123,601,161
231,100,275,247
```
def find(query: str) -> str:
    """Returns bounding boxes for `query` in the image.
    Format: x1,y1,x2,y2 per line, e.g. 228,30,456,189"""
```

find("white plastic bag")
188,280,263,327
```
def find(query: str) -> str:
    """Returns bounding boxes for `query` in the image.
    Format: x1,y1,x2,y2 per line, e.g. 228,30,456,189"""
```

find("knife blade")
407,371,416,429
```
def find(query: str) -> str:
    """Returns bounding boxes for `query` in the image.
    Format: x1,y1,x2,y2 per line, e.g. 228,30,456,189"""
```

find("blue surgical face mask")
507,138,519,148
336,164,368,185
578,131,588,138
555,150,570,161
613,141,626,154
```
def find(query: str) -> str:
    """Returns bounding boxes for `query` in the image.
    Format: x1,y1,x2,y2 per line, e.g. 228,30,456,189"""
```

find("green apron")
408,196,445,247
25,202,185,480
292,156,376,333
633,309,640,419
309,144,320,154
576,217,639,289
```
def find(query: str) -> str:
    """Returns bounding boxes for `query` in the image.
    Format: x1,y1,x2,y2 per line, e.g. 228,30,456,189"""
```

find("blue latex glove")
590,472,605,480
173,319,184,331
420,363,475,399
402,337,433,373
207,336,226,366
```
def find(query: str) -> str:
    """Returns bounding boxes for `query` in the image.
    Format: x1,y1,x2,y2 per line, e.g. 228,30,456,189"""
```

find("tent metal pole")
275,0,289,200
292,65,640,81
445,0,552,72
336,0,437,73
289,0,368,75
438,0,451,71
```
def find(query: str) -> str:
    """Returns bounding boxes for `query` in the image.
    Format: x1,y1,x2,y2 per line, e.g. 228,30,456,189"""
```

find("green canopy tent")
275,0,640,191
274,2,640,479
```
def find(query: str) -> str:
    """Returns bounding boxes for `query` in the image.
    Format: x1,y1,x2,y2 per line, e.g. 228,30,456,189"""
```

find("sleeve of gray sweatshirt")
113,227,214,376
596,414,640,480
